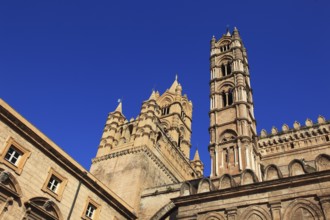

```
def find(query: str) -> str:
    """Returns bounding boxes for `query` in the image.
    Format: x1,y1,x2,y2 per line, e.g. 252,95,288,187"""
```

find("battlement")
257,116,330,157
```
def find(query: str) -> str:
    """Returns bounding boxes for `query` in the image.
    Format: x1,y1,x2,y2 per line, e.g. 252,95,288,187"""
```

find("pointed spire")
193,149,201,161
148,90,157,100
225,25,231,36
115,100,122,113
211,35,216,48
169,75,179,93
232,27,240,39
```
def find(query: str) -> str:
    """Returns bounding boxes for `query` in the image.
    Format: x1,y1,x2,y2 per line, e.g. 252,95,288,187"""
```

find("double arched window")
221,63,232,77
222,88,234,107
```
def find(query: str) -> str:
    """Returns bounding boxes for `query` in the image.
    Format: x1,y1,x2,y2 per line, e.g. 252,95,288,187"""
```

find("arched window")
220,62,232,77
228,89,233,105
222,88,234,107
162,106,170,115
23,197,63,220
221,64,226,77
227,63,232,75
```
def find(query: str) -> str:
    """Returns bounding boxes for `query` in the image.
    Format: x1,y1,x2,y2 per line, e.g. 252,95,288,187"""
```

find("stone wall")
0,99,135,220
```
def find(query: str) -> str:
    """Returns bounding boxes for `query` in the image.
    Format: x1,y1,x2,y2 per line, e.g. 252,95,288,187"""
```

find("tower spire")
169,75,179,93
193,149,201,161
115,100,122,113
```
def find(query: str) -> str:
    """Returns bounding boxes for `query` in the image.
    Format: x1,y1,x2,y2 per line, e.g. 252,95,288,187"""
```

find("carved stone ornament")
282,124,289,132
0,171,10,183
305,118,313,127
293,121,301,130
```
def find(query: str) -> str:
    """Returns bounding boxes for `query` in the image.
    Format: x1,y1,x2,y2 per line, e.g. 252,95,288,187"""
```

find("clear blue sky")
1,0,329,176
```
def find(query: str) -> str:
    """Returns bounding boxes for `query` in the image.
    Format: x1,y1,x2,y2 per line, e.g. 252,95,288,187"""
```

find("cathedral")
0,28,330,220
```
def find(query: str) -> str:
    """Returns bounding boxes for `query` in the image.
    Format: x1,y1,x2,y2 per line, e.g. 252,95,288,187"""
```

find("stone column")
269,201,282,220
226,207,237,220
319,195,330,220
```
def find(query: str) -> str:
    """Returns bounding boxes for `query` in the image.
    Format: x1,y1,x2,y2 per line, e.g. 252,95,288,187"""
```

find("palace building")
0,28,330,220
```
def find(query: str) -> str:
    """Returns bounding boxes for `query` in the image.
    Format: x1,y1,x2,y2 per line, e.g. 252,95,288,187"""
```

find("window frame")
81,197,101,220
41,167,68,201
0,137,31,175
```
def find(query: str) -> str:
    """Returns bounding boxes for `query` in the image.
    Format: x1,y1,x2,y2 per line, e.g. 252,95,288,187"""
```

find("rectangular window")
0,137,31,175
82,197,101,220
85,203,96,219
4,146,22,165
47,175,61,193
41,168,68,201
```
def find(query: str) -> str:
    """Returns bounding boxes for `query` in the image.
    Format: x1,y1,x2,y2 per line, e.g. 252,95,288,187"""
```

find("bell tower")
209,27,260,178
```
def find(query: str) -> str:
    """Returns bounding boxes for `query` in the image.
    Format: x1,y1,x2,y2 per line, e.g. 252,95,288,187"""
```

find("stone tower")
209,28,260,178
90,77,203,212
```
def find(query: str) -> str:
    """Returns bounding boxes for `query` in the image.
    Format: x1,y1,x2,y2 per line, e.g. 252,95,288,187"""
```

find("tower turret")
96,101,126,157
157,76,193,159
209,28,260,178
191,149,204,177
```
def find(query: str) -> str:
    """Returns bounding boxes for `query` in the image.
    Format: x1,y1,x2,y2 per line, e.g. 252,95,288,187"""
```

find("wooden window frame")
0,137,31,175
41,167,68,201
81,197,101,220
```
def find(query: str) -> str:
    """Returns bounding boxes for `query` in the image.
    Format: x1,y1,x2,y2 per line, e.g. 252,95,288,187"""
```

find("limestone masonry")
0,28,329,220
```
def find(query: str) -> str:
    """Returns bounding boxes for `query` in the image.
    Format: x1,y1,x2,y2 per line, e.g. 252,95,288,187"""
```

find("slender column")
210,147,215,177
226,207,237,220
246,145,250,168
234,146,237,165
0,197,13,219
319,195,330,220
269,201,282,220
215,146,219,176
238,144,242,171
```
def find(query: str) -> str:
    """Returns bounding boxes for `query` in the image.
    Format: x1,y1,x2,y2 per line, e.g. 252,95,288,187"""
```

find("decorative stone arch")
289,159,307,176
159,95,174,106
239,206,272,220
23,197,63,220
180,181,195,196
218,174,236,189
263,164,283,181
315,154,330,171
240,169,259,185
0,168,22,197
219,129,237,143
283,198,324,220
0,169,23,218
218,82,235,93
200,212,226,220
217,55,233,65
197,178,214,193
160,120,171,131
150,201,177,220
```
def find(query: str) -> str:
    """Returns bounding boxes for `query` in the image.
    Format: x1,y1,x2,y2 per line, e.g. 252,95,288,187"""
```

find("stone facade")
172,28,330,220
1,27,330,220
0,100,136,219
90,78,204,213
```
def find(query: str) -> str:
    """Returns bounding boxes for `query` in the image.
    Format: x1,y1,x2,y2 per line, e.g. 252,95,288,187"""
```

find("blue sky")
0,0,329,176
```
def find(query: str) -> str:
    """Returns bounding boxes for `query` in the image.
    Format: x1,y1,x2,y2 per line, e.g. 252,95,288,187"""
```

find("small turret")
96,101,126,157
191,149,204,178
232,27,241,40
211,35,216,48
